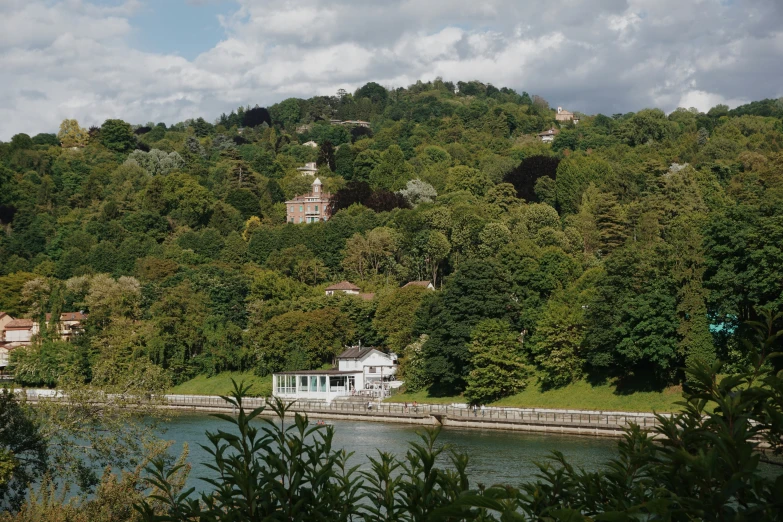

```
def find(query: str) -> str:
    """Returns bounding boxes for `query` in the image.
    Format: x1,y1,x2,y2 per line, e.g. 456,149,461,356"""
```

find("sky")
1,0,782,140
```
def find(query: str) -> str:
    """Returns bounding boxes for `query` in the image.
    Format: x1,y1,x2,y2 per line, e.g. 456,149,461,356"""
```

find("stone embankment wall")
164,394,670,438
22,390,669,438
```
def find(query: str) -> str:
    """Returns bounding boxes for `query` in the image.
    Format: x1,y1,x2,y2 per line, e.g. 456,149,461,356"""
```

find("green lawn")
170,372,272,397
388,379,685,413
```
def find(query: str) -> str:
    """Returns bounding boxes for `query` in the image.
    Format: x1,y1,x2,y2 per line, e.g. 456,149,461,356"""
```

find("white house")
272,347,398,402
303,141,318,148
537,128,559,143
297,162,318,176
325,281,361,296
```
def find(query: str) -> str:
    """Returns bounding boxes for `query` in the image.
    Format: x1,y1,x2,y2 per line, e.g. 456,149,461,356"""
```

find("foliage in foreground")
135,317,783,521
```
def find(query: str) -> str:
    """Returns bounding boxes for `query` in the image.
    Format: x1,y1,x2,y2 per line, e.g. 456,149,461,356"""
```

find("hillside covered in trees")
2,79,783,402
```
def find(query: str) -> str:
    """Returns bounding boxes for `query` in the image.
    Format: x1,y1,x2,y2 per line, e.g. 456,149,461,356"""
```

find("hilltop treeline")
1,79,783,399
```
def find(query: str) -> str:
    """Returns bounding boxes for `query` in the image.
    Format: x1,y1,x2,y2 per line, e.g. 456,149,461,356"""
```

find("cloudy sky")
2,0,782,140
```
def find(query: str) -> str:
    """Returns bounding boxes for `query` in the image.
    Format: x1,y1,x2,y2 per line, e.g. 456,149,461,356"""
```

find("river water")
158,413,618,491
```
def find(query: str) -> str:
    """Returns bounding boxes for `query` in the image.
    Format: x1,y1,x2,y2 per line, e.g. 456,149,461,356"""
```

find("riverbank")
22,390,668,439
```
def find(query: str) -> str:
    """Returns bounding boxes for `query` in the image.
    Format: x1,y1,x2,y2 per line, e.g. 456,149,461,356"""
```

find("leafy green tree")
584,244,680,385
0,272,40,317
100,119,136,153
317,140,336,171
251,307,354,374
149,280,210,382
0,390,47,512
57,119,88,148
374,286,428,353
555,154,611,214
464,319,527,404
417,259,517,392
620,108,678,145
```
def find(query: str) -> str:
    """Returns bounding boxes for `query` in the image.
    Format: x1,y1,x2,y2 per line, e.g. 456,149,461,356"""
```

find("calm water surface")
158,413,618,490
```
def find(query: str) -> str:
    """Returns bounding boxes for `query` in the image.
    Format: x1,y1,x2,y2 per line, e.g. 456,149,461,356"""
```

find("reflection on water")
158,413,618,491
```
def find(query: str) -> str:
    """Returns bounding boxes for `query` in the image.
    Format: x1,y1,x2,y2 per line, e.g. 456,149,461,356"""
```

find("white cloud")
1,0,782,140
677,90,749,113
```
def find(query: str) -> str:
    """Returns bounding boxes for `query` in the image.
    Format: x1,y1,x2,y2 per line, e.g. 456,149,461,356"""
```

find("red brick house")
286,178,333,224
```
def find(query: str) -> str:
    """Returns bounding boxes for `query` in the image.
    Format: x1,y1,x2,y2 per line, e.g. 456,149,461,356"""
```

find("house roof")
45,312,88,322
337,347,377,359
274,369,363,376
326,281,361,291
538,128,559,136
0,312,8,320
403,281,432,288
5,319,33,329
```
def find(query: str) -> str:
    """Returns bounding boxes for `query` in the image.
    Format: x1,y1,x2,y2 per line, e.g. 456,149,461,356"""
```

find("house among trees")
538,128,559,142
285,178,333,224
403,281,435,290
556,107,579,123
296,162,318,175
272,346,399,402
325,281,361,296
325,281,375,301
0,312,86,348
302,141,318,148
45,312,88,342
2,319,36,347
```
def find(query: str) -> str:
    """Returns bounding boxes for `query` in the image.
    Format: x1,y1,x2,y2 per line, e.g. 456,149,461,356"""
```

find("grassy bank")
171,372,684,413
388,379,684,413
170,372,272,397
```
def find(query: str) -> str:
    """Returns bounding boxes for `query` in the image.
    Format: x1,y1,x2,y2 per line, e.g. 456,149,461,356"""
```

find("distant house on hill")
325,281,375,301
325,281,361,296
402,281,435,290
556,107,579,123
303,141,318,148
296,162,318,175
285,178,333,224
537,128,559,142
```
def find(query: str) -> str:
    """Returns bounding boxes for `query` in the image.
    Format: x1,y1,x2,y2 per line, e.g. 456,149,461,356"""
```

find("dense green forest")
2,78,783,401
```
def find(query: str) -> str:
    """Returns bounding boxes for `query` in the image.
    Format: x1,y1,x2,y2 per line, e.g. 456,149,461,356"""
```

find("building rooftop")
403,281,433,288
5,319,33,329
338,347,377,359
45,312,88,322
325,281,361,291
274,369,362,376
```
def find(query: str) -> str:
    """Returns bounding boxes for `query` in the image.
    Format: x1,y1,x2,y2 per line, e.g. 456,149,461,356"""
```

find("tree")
125,149,184,176
398,179,437,207
100,119,136,153
243,106,272,128
251,308,354,374
317,140,336,171
374,286,428,352
555,155,612,215
0,389,47,512
620,108,678,145
149,280,209,382
0,272,39,317
503,155,560,202
464,319,527,404
57,119,88,148
583,244,680,385
417,259,518,392
421,231,450,287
